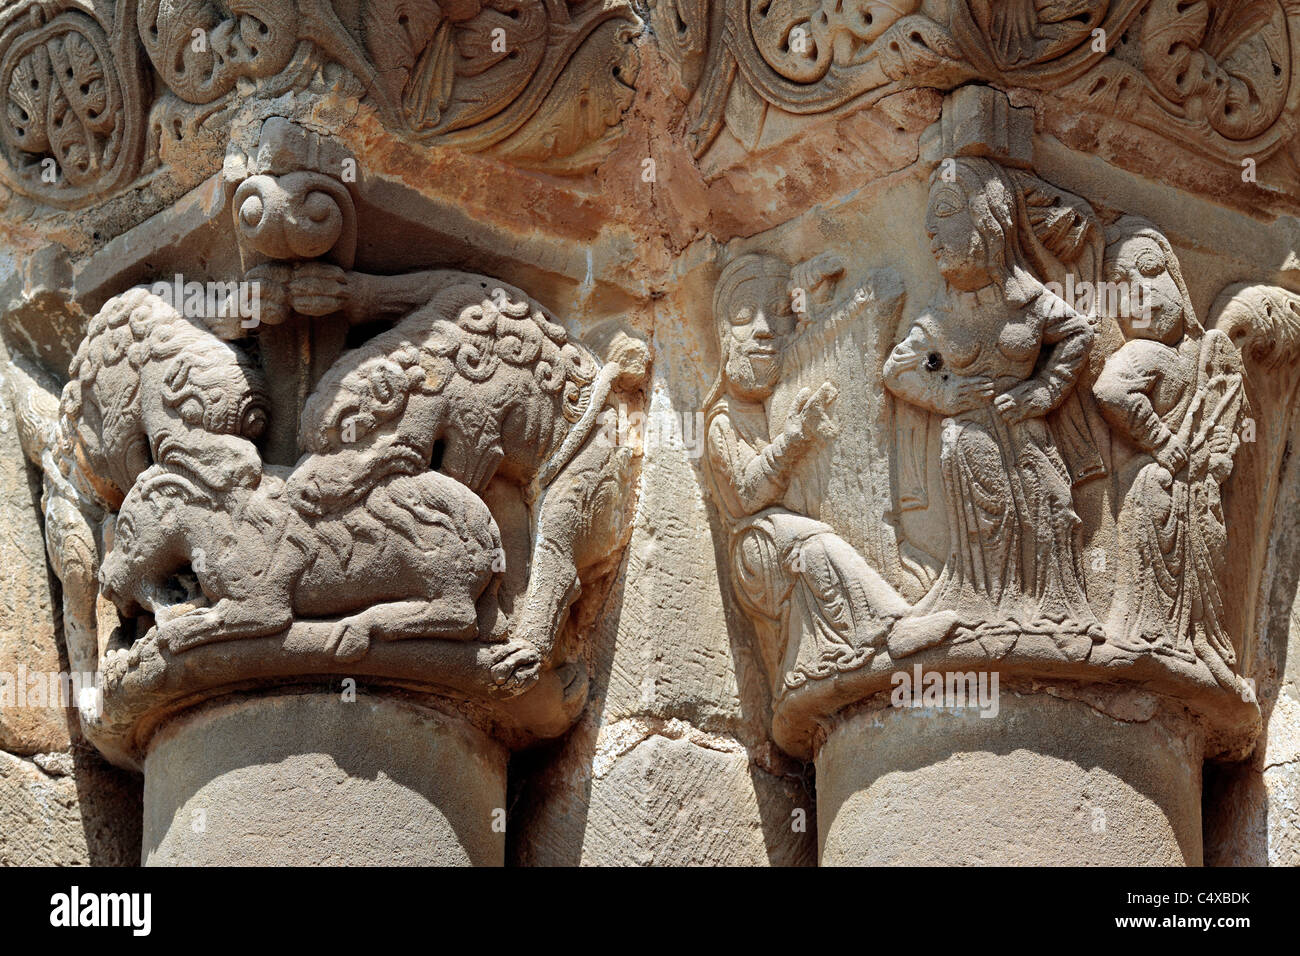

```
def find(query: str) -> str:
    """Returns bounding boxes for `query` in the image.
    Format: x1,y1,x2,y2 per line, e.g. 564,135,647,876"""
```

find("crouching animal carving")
97,464,543,686
7,287,271,676
286,271,648,665
88,268,645,692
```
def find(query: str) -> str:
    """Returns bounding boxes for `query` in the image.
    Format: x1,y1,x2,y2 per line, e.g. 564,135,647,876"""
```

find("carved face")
170,359,271,441
97,466,220,622
721,276,792,400
301,355,421,454
717,269,795,400
925,177,995,292
1106,235,1185,345
98,491,179,618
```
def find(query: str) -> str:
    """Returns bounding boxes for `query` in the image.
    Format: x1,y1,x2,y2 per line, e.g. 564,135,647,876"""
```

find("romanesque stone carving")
1205,280,1300,681
706,139,1126,688
7,287,270,683
704,252,907,695
0,0,641,210
8,208,647,769
280,269,643,672
2,0,1298,870
0,0,147,206
1095,216,1246,687
673,0,1299,167
1110,0,1292,147
701,87,1290,771
101,459,507,662
676,0,957,153
883,155,1106,661
137,0,300,106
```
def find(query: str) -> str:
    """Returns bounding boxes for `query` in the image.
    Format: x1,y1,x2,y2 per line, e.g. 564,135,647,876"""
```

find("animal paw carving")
488,638,542,694
328,617,374,663
157,608,224,653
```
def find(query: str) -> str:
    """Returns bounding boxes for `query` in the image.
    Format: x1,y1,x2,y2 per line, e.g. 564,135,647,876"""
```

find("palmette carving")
0,0,147,206
682,0,954,153
1136,0,1291,142
137,0,300,105
0,0,639,208
2,0,1294,207
961,0,1111,69
674,0,1299,166
0,0,640,206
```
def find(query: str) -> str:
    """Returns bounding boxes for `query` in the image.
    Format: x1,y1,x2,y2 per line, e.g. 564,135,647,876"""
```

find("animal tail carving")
1209,283,1300,677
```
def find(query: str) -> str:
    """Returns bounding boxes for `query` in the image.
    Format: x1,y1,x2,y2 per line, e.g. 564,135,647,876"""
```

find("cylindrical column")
142,690,506,865
816,690,1204,865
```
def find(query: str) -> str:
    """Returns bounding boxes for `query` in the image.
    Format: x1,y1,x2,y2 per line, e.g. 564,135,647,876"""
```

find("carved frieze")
669,0,1299,168
0,0,641,209
7,1,1293,209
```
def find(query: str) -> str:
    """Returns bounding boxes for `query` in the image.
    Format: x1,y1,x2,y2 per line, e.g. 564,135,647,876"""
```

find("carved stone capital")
5,117,650,773
706,89,1283,772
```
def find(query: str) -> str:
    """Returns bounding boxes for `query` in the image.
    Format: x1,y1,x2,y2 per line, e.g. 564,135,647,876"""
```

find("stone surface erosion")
0,0,1297,866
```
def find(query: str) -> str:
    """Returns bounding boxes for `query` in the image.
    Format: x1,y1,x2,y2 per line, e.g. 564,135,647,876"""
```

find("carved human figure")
705,254,907,692
1093,217,1244,686
882,157,1102,657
